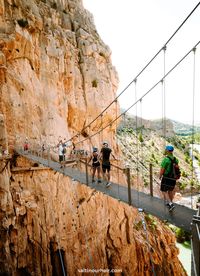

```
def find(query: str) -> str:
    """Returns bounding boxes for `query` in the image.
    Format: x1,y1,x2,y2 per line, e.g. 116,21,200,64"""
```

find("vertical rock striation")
0,0,119,150
0,1,187,275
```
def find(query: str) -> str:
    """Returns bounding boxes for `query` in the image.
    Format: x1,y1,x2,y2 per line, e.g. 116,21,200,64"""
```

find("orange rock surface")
0,1,186,275
0,157,186,275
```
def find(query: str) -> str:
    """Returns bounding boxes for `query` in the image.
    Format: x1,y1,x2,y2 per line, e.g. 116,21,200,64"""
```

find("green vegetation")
168,224,190,243
145,214,157,231
117,113,200,193
92,79,98,88
51,2,57,9
138,132,144,143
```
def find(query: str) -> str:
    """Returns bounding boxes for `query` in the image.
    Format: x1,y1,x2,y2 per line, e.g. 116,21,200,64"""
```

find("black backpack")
62,147,66,154
167,156,181,180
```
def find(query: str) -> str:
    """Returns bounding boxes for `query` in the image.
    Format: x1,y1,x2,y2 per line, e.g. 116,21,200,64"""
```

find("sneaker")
168,203,175,212
97,179,101,183
106,182,111,188
92,179,95,183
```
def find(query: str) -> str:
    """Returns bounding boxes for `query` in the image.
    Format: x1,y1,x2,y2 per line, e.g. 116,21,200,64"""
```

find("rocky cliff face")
0,156,186,275
0,1,187,275
0,0,118,151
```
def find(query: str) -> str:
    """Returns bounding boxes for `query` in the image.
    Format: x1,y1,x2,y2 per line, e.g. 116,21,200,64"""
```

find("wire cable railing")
64,2,200,145
73,39,200,148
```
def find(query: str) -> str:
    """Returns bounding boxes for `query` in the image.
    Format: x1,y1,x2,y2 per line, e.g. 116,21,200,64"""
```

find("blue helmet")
93,147,98,152
165,145,174,152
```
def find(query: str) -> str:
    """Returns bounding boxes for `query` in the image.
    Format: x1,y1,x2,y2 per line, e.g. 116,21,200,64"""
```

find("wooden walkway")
17,151,196,233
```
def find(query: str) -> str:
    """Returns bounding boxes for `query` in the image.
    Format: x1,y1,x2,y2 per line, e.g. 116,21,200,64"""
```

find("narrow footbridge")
16,151,195,233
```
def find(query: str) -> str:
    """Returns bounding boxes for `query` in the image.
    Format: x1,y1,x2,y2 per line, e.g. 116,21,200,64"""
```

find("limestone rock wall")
0,1,187,275
0,0,119,152
0,158,186,275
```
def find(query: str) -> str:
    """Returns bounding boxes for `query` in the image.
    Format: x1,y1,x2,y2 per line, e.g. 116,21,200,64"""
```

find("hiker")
23,138,29,152
159,145,180,211
62,140,67,161
58,140,64,168
88,147,101,183
99,141,116,188
42,144,45,152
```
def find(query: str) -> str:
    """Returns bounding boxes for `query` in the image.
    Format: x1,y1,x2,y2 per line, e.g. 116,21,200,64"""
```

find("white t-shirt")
58,144,63,155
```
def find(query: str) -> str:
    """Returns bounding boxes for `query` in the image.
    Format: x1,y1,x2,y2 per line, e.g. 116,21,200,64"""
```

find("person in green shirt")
159,145,179,211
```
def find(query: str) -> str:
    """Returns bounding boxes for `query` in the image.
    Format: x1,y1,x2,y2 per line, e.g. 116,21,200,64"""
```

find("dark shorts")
92,162,100,168
59,155,64,162
160,176,176,192
102,163,110,173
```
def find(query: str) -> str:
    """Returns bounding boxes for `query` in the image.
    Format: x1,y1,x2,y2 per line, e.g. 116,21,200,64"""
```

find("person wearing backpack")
62,140,67,161
88,147,101,183
99,141,116,188
159,145,180,211
57,140,64,168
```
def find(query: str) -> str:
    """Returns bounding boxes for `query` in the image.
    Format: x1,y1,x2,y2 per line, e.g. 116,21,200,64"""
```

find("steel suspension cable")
74,40,200,147
139,99,145,193
115,99,120,199
135,79,140,207
54,175,67,276
66,2,200,145
191,47,196,209
162,46,167,141
138,209,156,276
71,180,96,271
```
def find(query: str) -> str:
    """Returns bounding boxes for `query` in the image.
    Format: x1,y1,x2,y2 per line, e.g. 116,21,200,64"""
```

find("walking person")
58,140,64,168
62,140,67,161
88,147,101,183
23,138,29,152
99,141,116,188
159,145,180,211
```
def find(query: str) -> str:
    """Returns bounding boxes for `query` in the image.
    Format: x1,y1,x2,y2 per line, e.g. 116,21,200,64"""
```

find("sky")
83,0,200,125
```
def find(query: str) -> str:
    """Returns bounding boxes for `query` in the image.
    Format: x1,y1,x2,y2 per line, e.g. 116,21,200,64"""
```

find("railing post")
85,160,89,186
149,163,153,197
47,147,50,167
126,167,132,206
191,212,200,276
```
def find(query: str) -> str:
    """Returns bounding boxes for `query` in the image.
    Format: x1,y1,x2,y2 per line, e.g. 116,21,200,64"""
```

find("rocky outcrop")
0,0,119,152
0,113,8,154
0,157,186,275
0,1,187,275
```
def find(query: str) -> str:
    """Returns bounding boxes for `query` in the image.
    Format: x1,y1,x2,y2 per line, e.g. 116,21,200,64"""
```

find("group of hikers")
57,140,180,208
23,136,181,210
58,140,116,188
88,141,116,188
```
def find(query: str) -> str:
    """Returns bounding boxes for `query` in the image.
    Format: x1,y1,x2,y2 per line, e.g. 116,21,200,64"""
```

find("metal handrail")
191,209,200,276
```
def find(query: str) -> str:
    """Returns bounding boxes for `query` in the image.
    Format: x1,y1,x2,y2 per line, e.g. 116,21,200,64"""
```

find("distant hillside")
119,110,200,136
118,112,174,137
117,121,200,197
171,120,200,135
